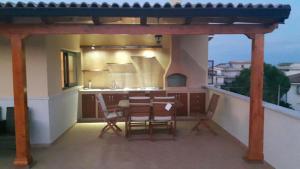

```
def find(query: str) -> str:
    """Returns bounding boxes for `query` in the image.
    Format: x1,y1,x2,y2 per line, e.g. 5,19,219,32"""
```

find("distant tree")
222,63,292,109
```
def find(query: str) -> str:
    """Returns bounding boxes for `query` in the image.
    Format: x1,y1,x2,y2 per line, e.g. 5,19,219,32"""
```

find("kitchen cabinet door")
168,93,188,116
190,93,206,116
82,94,96,118
102,94,113,106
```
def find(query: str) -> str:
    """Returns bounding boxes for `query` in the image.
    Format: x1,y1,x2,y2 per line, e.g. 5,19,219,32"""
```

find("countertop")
79,88,164,93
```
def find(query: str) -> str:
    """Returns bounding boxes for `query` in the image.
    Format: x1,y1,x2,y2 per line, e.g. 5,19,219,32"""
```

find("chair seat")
106,111,123,119
153,116,172,121
131,116,149,121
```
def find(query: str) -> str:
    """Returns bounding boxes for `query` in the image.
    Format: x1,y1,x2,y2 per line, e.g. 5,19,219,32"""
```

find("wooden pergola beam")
0,24,277,35
184,17,192,25
41,17,55,24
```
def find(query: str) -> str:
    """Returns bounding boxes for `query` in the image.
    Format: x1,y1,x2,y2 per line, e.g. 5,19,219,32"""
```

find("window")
61,50,79,89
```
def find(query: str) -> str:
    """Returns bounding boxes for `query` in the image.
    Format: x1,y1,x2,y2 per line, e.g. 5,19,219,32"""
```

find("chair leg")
144,121,147,134
171,121,176,138
203,121,217,135
99,124,109,138
108,122,121,136
125,121,128,138
127,122,131,138
99,121,122,138
192,121,202,132
113,122,122,132
149,121,153,141
168,122,172,134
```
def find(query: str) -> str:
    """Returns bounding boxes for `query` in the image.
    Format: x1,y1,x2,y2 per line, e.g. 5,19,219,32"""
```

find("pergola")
0,2,291,168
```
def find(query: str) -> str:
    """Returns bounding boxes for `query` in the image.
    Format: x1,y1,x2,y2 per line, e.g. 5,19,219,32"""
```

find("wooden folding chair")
192,94,220,134
126,97,151,139
96,93,123,138
151,96,176,139
149,91,166,99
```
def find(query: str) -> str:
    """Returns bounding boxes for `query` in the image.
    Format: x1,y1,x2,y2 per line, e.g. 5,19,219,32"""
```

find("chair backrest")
128,97,151,117
149,91,166,99
96,93,109,117
129,91,146,97
152,96,176,117
129,96,151,103
206,94,220,119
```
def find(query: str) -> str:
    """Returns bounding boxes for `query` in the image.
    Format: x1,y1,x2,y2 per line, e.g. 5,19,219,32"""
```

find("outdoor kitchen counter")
79,88,165,94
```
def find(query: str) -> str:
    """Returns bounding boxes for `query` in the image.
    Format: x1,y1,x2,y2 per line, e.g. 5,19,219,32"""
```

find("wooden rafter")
41,17,54,24
184,17,192,25
0,17,13,24
0,24,278,35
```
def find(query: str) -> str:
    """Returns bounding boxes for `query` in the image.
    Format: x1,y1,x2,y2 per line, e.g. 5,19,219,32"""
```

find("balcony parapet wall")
206,86,300,169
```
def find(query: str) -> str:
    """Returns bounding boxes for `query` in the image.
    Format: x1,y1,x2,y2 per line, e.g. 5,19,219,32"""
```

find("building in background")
209,61,250,87
277,63,300,76
276,63,300,111
284,73,300,111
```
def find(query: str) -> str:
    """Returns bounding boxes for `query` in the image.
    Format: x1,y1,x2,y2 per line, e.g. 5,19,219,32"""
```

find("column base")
13,156,33,168
244,151,264,162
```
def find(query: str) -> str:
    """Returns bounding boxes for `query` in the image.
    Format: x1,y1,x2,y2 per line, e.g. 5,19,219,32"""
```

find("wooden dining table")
117,99,180,138
118,99,183,109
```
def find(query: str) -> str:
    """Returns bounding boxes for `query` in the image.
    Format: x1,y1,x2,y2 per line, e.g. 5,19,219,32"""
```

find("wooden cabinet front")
168,93,188,116
82,94,96,118
190,93,206,116
103,94,128,106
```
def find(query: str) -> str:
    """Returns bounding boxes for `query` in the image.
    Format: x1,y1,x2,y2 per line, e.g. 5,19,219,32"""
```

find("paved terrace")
0,122,273,169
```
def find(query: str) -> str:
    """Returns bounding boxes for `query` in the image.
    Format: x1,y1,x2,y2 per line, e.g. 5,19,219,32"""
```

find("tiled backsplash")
82,48,170,89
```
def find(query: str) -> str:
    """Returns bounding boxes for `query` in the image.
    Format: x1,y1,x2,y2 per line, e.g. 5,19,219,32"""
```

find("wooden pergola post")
246,34,265,161
10,34,32,167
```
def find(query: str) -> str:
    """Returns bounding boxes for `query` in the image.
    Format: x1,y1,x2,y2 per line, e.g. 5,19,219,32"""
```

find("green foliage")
222,63,292,109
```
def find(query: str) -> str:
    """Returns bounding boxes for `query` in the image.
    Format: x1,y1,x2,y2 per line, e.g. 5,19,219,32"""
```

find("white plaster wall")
209,87,249,145
0,35,81,144
0,36,48,97
48,88,79,142
167,35,208,90
208,86,300,169
45,35,81,96
0,36,51,144
0,97,51,144
264,103,300,169
45,35,81,142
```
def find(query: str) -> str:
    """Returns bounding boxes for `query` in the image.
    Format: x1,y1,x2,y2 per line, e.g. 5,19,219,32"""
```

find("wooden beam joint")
92,16,101,25
140,16,147,25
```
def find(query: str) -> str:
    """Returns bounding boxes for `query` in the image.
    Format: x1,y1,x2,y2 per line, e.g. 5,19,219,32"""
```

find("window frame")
61,50,79,89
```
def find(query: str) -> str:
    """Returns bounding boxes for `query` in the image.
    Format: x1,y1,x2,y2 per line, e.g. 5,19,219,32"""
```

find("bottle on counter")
88,80,92,89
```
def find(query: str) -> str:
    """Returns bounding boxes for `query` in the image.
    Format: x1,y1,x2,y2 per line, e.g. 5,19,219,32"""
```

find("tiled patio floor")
0,121,273,169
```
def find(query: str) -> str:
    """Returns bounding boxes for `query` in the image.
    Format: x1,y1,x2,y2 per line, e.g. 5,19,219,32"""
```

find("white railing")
207,86,300,169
